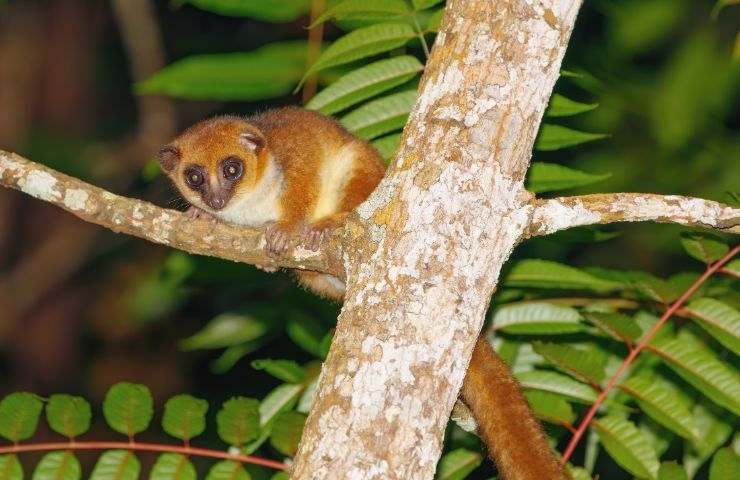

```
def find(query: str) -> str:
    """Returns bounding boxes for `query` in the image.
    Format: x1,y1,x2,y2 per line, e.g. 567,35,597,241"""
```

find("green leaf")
627,273,682,304
0,392,44,442
526,162,610,193
217,397,261,446
434,448,482,480
594,415,660,480
103,382,154,437
709,448,739,480
503,259,623,292
412,0,444,9
516,370,598,403
658,461,687,480
532,342,606,384
567,465,593,480
90,450,140,480
722,258,740,277
270,411,307,457
524,390,575,425
649,336,740,415
303,23,416,80
372,133,402,161
535,124,607,151
138,41,308,101
180,313,270,350
32,451,81,480
311,0,409,27
620,376,699,440
341,89,416,139
252,359,306,383
545,94,599,117
46,394,91,439
684,297,740,355
243,383,304,454
306,56,422,115
183,0,310,22
492,302,584,335
426,8,444,32
149,454,196,480
271,473,289,480
206,461,251,480
683,403,733,478
162,394,208,441
0,455,22,480
584,311,642,343
680,232,729,264
285,311,327,357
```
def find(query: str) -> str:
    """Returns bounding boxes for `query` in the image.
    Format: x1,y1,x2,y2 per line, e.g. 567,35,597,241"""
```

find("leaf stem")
560,245,739,465
0,441,288,471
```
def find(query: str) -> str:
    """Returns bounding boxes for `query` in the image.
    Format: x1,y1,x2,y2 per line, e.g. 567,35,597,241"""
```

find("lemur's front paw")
297,223,333,251
264,222,293,256
185,206,218,222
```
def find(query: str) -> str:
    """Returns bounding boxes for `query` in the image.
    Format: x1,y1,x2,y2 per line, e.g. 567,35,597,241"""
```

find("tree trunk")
291,1,583,478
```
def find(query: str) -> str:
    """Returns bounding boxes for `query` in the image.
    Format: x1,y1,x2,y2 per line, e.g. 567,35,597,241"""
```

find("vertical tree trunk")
292,1,583,478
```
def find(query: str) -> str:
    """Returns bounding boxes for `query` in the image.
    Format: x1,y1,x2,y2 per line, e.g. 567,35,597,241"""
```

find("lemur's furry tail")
461,338,569,480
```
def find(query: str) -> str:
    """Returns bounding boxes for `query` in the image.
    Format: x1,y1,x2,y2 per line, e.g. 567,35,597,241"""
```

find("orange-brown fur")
463,338,569,479
159,107,567,480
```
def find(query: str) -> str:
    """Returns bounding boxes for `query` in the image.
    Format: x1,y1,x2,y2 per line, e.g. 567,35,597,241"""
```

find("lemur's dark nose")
208,197,225,209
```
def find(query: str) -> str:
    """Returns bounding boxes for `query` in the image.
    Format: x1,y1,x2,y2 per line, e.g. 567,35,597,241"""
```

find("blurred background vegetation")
0,0,737,478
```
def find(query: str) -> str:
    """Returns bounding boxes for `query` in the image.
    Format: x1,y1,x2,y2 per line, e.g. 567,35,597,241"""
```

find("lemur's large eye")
222,157,243,181
184,167,205,188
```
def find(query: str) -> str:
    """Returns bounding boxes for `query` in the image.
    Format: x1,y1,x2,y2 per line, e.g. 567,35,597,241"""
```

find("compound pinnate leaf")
0,392,44,442
341,89,417,139
162,394,208,441
594,415,660,480
679,232,729,264
491,302,584,335
90,450,140,480
103,383,154,437
269,411,307,457
217,397,261,446
532,342,607,385
0,455,23,480
683,297,740,355
32,451,81,480
46,394,91,438
206,461,251,480
149,454,196,480
435,448,482,480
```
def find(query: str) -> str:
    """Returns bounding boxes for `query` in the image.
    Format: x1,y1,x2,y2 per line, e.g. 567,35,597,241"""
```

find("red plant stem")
560,245,739,465
0,441,287,471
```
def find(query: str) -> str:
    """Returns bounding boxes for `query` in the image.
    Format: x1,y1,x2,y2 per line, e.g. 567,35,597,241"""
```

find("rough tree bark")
1,0,738,479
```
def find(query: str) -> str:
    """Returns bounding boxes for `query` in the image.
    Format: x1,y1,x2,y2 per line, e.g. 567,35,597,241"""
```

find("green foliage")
182,0,311,22
206,461,251,480
90,450,140,480
503,259,623,291
523,390,575,425
709,447,739,480
311,0,410,27
341,89,417,139
103,383,154,437
680,232,730,264
526,162,610,194
252,359,306,383
180,313,271,350
657,461,687,480
269,411,307,457
0,393,44,442
491,302,585,335
584,311,642,343
138,42,309,101
683,297,740,354
535,124,608,151
532,342,607,384
162,394,209,441
515,370,598,404
593,415,660,479
150,453,197,480
0,455,23,480
545,94,599,117
33,451,81,480
435,448,482,480
216,397,261,446
46,395,91,439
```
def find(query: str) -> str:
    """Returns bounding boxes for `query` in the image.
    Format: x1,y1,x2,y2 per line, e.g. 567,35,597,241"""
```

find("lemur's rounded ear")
157,145,181,172
239,130,265,153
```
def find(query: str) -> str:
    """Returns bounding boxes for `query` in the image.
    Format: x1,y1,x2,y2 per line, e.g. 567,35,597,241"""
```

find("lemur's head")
158,116,269,213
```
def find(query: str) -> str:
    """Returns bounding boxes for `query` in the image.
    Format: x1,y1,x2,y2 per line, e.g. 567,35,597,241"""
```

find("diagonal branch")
527,193,740,238
0,150,344,277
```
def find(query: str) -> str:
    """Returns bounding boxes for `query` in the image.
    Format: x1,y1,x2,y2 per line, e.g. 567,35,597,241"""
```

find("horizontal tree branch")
0,150,344,277
527,193,740,237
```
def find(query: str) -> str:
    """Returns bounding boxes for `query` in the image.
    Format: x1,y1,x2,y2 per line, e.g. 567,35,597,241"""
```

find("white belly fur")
311,142,358,221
